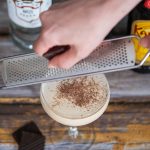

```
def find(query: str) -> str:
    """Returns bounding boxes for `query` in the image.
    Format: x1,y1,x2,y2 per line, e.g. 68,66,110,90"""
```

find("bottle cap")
144,0,150,9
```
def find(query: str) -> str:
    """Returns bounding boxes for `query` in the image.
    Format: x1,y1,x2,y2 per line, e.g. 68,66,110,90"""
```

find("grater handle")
136,49,150,67
43,45,70,60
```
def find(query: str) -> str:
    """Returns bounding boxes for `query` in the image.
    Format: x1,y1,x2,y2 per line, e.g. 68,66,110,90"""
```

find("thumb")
48,47,84,69
140,35,150,49
33,31,57,56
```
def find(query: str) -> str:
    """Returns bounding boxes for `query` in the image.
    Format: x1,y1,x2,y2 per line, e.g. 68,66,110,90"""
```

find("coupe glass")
40,74,110,149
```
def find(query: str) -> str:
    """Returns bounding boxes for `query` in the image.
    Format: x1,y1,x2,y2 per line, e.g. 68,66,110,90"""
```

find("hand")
34,0,141,69
140,36,150,49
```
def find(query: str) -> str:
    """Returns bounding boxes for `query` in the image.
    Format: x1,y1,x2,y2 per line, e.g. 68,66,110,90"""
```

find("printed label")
7,0,52,28
132,20,150,65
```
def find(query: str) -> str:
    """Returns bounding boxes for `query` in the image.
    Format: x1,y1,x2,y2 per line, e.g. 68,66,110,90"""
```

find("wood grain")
0,143,150,150
0,70,150,98
0,97,150,104
0,0,9,34
0,98,149,149
0,1,150,150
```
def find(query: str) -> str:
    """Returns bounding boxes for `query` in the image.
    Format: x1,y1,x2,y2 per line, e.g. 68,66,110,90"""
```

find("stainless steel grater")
0,35,149,89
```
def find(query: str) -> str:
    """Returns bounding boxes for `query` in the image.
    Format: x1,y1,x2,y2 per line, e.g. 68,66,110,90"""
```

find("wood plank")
0,98,40,104
113,143,150,150
106,71,150,97
0,143,149,150
0,36,27,58
0,0,9,34
124,143,150,150
0,71,150,98
0,101,149,114
0,97,149,104
0,69,150,98
0,100,149,145
0,143,150,150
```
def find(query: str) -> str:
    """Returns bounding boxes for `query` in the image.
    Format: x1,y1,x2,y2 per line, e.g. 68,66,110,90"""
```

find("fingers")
140,35,150,49
48,46,84,69
33,11,57,56
33,29,58,56
34,36,49,56
34,38,52,56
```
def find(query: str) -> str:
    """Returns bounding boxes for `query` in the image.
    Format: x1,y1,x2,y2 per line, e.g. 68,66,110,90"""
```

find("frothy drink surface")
41,74,109,126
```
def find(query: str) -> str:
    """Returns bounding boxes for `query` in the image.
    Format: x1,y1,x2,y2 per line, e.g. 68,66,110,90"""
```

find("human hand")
34,0,141,69
140,36,150,49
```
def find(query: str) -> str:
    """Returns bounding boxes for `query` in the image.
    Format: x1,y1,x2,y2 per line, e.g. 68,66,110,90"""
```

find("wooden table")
0,1,150,150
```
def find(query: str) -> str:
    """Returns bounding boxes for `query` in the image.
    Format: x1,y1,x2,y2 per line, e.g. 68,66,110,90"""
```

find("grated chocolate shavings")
55,76,104,107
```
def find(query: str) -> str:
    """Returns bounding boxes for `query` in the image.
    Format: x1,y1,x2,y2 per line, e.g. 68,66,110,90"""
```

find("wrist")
95,0,142,30
109,0,141,19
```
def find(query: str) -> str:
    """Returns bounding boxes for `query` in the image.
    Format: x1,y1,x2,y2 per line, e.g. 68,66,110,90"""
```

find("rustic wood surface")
0,97,149,150
0,1,150,150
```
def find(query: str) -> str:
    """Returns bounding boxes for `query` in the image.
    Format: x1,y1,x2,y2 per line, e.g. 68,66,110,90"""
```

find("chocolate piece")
19,131,45,150
13,121,43,144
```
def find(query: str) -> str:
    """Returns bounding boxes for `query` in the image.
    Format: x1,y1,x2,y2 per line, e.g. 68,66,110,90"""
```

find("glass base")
9,21,40,53
48,124,96,150
11,34,34,53
68,127,79,139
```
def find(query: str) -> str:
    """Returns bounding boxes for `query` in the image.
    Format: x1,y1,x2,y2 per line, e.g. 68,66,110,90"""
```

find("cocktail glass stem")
68,127,79,139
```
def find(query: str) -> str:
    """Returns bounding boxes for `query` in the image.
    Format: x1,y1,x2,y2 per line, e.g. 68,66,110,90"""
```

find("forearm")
95,0,142,31
107,0,142,21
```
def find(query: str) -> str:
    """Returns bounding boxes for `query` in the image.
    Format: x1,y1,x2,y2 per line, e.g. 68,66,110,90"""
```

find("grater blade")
0,36,148,89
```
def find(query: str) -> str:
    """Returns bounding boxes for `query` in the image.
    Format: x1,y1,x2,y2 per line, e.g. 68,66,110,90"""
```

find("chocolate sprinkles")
55,76,104,107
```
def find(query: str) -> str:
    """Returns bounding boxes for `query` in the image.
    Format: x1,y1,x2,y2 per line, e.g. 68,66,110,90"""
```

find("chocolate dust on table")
54,76,104,108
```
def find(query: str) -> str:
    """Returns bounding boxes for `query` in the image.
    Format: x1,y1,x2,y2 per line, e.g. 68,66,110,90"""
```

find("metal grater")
0,36,149,89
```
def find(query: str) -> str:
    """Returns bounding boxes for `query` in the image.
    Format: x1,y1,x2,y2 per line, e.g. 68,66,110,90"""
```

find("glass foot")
48,123,96,150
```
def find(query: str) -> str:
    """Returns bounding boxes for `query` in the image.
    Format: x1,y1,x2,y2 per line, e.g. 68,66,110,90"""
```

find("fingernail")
139,42,147,48
35,51,43,57
48,64,57,68
39,52,44,57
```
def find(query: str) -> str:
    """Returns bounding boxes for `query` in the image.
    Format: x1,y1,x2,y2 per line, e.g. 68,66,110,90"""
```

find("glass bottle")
7,0,52,52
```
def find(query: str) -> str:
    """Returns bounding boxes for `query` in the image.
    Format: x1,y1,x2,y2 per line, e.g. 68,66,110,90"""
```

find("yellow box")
131,20,150,65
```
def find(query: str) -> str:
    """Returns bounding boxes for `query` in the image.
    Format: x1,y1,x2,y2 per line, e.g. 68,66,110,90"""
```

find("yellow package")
131,20,150,65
